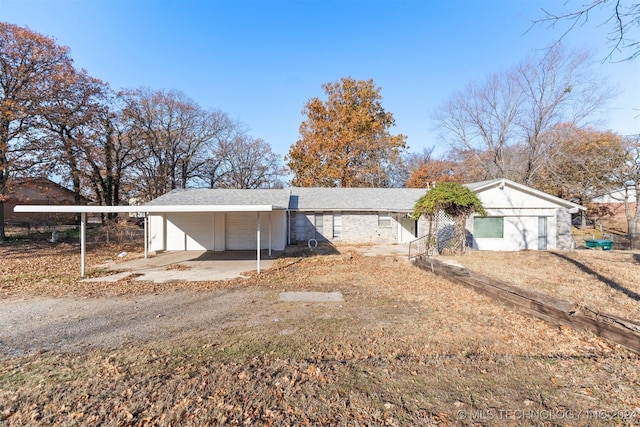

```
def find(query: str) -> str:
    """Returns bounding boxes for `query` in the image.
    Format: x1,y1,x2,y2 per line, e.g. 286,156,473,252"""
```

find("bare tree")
534,0,640,62
81,93,139,217
433,69,523,180
200,118,286,189
120,88,227,201
434,45,613,185
515,45,613,185
217,135,285,189
39,68,108,206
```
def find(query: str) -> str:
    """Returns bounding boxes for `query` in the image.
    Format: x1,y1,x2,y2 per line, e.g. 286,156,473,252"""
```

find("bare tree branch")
532,0,640,62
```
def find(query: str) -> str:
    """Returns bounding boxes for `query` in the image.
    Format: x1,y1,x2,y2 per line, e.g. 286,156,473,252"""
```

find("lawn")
0,242,639,426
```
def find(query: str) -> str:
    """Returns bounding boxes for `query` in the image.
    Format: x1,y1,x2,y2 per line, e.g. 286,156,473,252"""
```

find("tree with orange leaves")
406,159,461,188
287,77,407,187
0,22,76,241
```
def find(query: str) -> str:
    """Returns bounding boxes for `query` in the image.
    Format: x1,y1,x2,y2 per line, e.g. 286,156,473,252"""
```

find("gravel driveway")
0,289,273,359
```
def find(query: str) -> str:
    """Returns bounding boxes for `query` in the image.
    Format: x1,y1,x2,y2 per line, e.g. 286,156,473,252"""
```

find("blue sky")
1,0,638,159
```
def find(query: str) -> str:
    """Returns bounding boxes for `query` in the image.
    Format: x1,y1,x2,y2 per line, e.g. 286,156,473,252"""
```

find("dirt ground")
1,242,640,426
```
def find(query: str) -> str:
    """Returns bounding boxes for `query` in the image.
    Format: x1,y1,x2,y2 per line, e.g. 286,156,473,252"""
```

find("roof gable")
468,179,585,211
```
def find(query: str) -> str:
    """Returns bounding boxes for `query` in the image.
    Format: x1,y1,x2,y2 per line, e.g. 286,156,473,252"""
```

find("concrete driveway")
83,244,410,284
84,250,281,284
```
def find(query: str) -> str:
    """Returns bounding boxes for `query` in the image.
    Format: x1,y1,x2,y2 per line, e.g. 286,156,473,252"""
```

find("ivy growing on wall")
412,182,486,255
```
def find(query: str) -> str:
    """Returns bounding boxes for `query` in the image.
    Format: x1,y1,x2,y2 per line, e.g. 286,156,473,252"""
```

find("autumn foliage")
406,160,461,188
287,77,406,187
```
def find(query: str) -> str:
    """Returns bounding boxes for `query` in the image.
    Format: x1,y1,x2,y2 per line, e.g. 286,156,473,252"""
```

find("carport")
13,204,284,277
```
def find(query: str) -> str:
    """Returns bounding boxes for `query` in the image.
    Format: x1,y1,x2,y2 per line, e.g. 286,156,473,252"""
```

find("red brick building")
4,177,89,228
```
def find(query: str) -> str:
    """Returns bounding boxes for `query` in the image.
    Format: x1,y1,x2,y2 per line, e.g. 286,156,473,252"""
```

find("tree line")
0,22,286,240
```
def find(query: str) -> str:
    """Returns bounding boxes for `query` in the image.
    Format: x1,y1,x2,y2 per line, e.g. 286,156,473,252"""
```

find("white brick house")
142,180,583,253
144,187,429,252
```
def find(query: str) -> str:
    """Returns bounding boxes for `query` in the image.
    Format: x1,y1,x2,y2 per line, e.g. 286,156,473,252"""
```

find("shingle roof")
288,187,428,211
144,187,430,212
145,188,292,208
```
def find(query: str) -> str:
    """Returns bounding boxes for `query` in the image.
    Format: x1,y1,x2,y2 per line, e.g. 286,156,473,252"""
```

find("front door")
398,217,417,243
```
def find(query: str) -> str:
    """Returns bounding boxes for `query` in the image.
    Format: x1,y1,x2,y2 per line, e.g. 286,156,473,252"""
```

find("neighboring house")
144,179,583,253
592,186,637,204
591,186,637,232
4,177,88,228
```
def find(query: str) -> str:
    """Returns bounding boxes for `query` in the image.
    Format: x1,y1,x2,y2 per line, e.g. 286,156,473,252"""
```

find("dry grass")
1,243,640,425
448,249,640,322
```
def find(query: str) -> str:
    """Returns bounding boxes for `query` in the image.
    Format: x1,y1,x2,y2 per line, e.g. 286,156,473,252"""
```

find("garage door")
225,212,258,250
166,213,214,250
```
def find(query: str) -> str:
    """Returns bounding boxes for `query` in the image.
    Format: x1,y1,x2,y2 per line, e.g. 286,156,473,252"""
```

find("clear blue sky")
1,0,638,159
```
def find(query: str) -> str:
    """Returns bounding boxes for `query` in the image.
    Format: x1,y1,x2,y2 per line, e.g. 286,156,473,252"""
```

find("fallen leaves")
1,243,640,425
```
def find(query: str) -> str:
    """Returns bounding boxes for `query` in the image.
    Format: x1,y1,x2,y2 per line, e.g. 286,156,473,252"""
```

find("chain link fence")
5,222,145,244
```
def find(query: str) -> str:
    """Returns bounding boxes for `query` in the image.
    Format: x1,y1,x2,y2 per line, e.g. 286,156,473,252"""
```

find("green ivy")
412,182,487,219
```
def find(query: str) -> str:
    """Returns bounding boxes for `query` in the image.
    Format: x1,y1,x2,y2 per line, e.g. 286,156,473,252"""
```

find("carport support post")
80,212,86,277
268,212,272,257
257,213,261,273
143,214,148,259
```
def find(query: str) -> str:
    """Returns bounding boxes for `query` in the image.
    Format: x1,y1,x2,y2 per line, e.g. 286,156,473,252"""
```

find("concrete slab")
278,291,344,302
85,250,281,284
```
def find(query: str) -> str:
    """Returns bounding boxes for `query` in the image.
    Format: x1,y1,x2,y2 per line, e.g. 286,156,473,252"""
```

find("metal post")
257,212,261,274
80,212,86,277
268,212,272,257
144,214,148,259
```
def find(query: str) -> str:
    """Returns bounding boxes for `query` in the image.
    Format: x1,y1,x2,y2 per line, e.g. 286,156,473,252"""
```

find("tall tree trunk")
0,200,5,243
0,119,9,242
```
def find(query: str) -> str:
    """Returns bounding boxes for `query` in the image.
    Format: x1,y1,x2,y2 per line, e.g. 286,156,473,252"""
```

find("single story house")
143,179,583,253
13,178,584,276
144,187,430,253
4,177,90,228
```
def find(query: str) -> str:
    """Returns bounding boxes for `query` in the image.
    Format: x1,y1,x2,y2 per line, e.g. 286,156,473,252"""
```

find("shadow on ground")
551,252,640,302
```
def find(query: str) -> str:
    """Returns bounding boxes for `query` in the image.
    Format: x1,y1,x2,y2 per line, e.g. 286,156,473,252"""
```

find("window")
378,213,392,227
538,216,548,250
474,217,504,238
333,213,342,239
315,213,323,239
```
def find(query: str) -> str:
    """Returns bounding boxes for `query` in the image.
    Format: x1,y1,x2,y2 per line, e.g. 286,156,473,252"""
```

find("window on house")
333,212,342,239
474,217,504,238
315,213,323,240
378,213,392,227
538,216,548,250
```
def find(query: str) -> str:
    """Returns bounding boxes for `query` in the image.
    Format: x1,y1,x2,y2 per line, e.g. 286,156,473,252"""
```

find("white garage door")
166,213,214,250
226,212,258,250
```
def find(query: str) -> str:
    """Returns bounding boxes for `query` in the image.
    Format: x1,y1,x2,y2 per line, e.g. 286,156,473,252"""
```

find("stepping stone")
278,291,344,302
